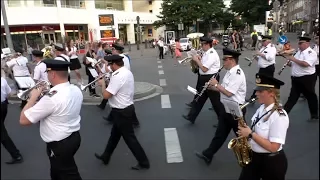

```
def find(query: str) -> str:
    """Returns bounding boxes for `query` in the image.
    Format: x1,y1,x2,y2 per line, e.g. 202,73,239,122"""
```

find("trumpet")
86,57,103,68
178,49,203,65
17,81,51,100
244,46,268,66
277,51,297,75
80,72,111,91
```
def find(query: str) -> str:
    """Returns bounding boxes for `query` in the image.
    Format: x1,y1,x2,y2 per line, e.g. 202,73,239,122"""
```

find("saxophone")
228,98,257,167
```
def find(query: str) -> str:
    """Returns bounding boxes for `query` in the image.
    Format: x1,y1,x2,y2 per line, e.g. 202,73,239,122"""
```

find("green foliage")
230,0,272,25
153,0,227,30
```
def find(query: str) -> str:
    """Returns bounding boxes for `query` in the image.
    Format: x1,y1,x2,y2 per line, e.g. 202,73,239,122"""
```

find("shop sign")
99,14,114,26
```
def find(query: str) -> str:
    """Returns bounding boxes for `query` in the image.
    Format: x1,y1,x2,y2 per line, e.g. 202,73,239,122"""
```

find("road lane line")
159,79,167,86
158,70,164,75
164,128,183,163
161,94,171,108
157,60,161,63
158,65,163,68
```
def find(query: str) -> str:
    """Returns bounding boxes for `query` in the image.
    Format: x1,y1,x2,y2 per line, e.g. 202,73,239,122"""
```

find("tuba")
41,46,54,59
228,98,257,167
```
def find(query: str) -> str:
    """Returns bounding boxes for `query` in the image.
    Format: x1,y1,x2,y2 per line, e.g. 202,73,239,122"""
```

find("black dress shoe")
96,105,105,110
195,151,211,165
131,164,150,170
94,153,109,165
182,115,194,124
6,156,23,164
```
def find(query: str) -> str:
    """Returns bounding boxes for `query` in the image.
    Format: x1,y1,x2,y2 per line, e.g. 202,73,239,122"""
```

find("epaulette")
236,69,241,75
112,72,119,76
46,90,57,97
308,50,312,54
210,51,213,53
276,108,286,116
264,51,268,53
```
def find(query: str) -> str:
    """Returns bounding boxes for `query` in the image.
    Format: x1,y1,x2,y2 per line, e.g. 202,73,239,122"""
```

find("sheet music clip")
221,98,243,118
187,85,198,95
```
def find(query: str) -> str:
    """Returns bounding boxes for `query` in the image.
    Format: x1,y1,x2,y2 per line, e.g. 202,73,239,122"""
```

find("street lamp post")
1,0,14,51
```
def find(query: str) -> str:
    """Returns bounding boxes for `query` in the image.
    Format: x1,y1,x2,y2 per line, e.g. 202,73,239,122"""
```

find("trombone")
17,81,51,100
80,72,111,91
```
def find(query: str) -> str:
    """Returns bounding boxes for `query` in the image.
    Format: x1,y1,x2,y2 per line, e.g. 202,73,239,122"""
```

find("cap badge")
256,76,261,83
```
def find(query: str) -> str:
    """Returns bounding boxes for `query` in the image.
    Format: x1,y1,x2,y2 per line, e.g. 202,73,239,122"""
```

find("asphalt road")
1,41,319,179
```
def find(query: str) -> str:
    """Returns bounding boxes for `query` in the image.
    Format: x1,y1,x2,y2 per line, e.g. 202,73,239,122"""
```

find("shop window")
149,0,152,5
7,0,22,7
95,0,124,10
43,0,56,6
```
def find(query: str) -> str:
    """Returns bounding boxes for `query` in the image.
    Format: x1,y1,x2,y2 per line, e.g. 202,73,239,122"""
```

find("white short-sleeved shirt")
6,56,30,76
220,65,246,104
257,43,277,68
157,40,164,47
24,82,83,143
33,61,48,81
66,46,78,59
199,47,220,75
291,47,317,77
1,77,11,102
312,44,319,65
55,54,71,73
250,103,289,153
119,54,131,71
106,67,134,109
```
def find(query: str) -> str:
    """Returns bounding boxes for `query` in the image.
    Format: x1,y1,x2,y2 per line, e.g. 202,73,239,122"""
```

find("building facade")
1,0,166,49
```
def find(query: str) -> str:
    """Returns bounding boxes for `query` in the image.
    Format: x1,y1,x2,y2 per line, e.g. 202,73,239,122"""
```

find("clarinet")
194,66,224,102
278,51,297,75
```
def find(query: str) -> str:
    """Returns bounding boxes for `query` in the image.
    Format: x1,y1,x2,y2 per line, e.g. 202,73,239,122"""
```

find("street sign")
278,35,288,44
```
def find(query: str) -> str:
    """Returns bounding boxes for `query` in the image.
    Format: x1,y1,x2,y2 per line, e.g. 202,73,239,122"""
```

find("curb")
8,82,162,103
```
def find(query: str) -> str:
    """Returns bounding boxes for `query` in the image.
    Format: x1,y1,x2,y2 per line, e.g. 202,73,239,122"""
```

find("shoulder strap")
58,55,68,62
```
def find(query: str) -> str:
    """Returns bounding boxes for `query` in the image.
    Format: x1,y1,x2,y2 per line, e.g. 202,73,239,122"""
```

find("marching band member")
313,36,319,77
84,43,100,98
283,36,319,122
195,48,246,164
66,39,83,85
53,43,71,82
238,74,288,180
1,77,23,164
183,37,224,124
20,59,83,179
6,48,31,108
31,50,48,83
248,35,277,100
94,55,149,170
111,43,130,70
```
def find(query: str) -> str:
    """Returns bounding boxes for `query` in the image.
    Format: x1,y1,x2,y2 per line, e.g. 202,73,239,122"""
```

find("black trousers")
46,131,82,180
316,64,319,77
187,74,225,123
202,108,246,160
1,100,21,159
101,105,149,166
15,81,28,108
159,47,164,59
68,75,70,82
87,73,96,95
251,39,257,48
107,105,140,125
239,150,288,180
251,64,275,98
99,99,108,109
284,74,319,118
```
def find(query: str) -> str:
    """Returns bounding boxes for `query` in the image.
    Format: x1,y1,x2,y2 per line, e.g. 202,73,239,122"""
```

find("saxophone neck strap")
251,109,273,130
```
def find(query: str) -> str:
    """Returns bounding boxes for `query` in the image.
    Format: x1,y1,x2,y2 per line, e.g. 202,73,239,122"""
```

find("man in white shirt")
95,55,149,170
31,50,48,83
313,36,319,77
283,36,319,122
1,77,23,164
20,59,83,179
111,43,131,70
183,37,225,125
53,43,71,82
157,37,164,59
195,48,247,164
248,35,277,100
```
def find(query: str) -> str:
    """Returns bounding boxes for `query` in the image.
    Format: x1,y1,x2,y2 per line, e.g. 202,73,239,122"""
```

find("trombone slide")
80,73,110,91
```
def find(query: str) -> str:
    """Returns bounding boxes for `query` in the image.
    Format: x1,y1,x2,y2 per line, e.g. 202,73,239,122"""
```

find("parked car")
179,38,192,51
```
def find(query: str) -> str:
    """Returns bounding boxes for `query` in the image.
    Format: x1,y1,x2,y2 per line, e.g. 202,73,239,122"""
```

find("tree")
197,0,226,32
230,0,272,25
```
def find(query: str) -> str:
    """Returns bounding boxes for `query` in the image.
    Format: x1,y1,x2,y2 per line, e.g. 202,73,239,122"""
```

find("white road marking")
158,70,164,75
164,128,183,163
159,79,167,86
157,61,161,63
158,65,163,68
161,94,171,108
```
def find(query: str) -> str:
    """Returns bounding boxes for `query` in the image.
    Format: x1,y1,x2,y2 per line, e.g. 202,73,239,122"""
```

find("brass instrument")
80,72,111,91
228,98,257,167
178,49,203,73
86,57,102,68
42,46,54,59
244,46,268,66
17,81,51,100
193,66,224,102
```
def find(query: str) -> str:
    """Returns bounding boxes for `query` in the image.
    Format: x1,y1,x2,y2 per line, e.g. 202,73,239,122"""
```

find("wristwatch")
248,132,253,139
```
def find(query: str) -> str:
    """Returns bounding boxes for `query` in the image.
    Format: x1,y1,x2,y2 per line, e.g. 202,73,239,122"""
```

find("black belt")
253,149,284,157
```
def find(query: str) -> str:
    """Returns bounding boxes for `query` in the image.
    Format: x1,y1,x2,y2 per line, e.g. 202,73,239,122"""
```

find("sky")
224,0,231,8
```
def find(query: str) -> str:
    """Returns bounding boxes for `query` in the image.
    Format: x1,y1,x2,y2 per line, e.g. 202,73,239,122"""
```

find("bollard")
128,41,131,52
145,39,148,49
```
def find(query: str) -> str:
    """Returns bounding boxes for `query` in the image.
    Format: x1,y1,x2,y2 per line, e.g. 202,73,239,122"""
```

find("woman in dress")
66,39,83,85
174,39,182,65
